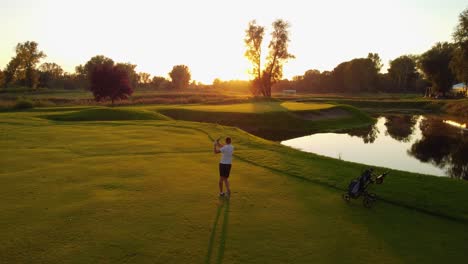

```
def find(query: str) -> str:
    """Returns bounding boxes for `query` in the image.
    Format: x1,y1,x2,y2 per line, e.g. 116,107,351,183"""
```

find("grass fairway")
1,106,468,263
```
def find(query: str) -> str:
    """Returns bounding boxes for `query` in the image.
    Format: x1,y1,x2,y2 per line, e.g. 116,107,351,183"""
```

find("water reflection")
443,120,467,129
345,124,379,144
385,115,418,142
282,115,468,180
408,118,468,180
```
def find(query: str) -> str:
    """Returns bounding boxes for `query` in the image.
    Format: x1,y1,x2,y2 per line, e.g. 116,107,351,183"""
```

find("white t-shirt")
220,144,234,164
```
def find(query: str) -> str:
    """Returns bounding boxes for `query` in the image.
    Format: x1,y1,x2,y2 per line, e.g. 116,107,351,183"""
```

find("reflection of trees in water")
384,115,418,142
408,117,468,180
346,123,379,143
448,141,468,180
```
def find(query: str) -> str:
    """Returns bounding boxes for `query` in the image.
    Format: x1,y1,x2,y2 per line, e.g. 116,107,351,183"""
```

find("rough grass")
1,109,468,263
43,108,171,121
443,99,468,118
0,88,250,107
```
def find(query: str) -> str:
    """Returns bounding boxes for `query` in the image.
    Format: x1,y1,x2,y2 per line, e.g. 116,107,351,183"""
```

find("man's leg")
223,177,231,194
219,177,224,194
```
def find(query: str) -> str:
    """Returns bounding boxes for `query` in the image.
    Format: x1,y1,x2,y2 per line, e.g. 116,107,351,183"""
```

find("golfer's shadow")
205,198,230,264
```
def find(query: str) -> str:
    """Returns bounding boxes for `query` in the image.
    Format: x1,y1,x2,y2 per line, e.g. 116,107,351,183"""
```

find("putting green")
140,101,334,113
1,108,467,263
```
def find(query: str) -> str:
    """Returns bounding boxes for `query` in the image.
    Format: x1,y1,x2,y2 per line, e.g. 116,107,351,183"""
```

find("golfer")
214,137,234,197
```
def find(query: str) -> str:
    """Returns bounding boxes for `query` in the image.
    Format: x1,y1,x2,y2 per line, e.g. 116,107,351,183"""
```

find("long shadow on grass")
205,198,230,264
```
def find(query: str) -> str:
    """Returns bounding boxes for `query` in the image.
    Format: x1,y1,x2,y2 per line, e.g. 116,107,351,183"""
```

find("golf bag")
347,169,372,198
343,168,388,208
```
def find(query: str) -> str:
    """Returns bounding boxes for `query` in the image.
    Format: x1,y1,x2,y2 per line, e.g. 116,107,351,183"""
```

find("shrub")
89,64,133,105
14,98,34,109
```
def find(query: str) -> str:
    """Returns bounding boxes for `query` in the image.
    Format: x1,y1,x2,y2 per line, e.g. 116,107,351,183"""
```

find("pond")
282,115,468,180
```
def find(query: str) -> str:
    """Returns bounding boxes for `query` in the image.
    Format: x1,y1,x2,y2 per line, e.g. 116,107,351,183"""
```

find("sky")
0,0,466,83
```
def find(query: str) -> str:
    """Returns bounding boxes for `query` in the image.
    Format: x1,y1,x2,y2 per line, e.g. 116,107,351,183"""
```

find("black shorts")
219,163,232,177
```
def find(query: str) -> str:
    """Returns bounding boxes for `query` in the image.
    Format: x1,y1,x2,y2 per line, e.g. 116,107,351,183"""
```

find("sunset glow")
0,0,466,83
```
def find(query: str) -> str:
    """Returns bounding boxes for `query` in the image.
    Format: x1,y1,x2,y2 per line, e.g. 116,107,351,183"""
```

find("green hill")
44,108,171,121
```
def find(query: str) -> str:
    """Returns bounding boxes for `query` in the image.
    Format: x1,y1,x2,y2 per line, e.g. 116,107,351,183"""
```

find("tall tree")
16,41,46,88
452,8,468,57
244,20,265,96
450,8,468,90
4,41,46,88
244,19,294,97
418,42,455,96
169,65,191,89
388,55,418,92
263,19,295,97
89,64,133,105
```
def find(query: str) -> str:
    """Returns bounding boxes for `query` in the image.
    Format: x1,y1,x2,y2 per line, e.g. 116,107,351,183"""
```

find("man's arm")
213,141,224,154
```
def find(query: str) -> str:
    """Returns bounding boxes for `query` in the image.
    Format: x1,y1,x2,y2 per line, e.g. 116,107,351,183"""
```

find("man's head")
225,137,231,144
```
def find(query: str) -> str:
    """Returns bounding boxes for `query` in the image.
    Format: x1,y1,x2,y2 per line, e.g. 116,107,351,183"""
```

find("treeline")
0,44,192,91
212,79,251,91
0,41,251,93
274,8,467,97
273,53,429,94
